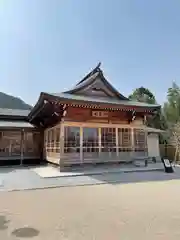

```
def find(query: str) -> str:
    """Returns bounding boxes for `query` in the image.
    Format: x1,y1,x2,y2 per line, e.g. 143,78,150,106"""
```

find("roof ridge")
76,62,101,86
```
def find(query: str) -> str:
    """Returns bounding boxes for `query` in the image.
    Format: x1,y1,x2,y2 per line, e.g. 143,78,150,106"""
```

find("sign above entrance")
92,110,109,118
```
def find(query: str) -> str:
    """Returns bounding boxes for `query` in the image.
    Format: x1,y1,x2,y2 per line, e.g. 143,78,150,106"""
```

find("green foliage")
128,82,180,144
128,86,167,143
128,86,166,129
163,81,180,124
169,122,180,163
129,87,156,104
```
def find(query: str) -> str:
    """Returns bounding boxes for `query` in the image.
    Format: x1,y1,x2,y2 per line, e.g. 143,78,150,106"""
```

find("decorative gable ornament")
131,110,136,121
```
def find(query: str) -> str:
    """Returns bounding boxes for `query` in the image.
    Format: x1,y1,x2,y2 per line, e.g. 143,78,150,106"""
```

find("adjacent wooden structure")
0,64,161,167
0,109,42,165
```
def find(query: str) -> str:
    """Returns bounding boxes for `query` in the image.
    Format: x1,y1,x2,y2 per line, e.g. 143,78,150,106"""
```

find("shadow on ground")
11,227,39,238
89,168,180,186
0,215,10,230
0,214,39,238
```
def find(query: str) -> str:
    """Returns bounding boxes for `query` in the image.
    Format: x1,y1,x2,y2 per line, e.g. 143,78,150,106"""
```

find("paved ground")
0,165,177,191
32,162,164,178
1,178,180,239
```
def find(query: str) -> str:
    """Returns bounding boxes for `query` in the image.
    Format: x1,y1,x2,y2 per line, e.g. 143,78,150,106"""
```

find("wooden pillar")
58,125,61,155
98,127,101,157
52,127,54,153
59,123,64,167
49,129,52,156
20,129,24,165
80,127,83,164
9,141,12,157
46,129,49,158
116,127,119,157
40,130,45,162
144,129,148,155
43,129,47,161
131,128,134,156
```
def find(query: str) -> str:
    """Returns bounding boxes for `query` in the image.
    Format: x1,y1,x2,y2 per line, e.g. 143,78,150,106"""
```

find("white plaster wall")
147,133,160,157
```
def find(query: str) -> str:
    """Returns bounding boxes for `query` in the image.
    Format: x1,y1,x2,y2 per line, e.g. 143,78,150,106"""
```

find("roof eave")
98,71,129,100
43,93,160,111
28,92,46,120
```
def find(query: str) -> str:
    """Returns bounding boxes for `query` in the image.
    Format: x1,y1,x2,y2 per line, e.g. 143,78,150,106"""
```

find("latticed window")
47,130,51,153
101,128,116,152
24,131,41,156
55,128,60,153
134,129,146,151
118,128,131,152
64,126,80,153
83,128,99,154
118,128,131,146
83,128,98,147
0,131,21,156
51,129,55,152
45,127,60,155
101,128,116,147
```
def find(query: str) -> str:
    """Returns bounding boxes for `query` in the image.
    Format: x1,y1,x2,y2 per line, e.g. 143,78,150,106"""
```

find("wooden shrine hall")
0,64,162,167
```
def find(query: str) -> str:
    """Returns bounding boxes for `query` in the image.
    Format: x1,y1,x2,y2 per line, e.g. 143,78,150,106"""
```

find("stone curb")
40,167,164,178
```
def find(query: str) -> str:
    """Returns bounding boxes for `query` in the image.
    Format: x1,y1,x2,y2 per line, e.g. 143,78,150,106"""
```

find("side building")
0,108,42,165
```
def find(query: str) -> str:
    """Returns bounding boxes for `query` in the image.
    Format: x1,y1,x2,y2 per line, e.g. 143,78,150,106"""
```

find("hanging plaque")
92,111,108,118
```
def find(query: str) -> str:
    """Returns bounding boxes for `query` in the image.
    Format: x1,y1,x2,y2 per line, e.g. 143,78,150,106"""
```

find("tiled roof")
64,64,129,101
0,120,34,128
0,108,30,117
66,72,99,92
49,92,160,108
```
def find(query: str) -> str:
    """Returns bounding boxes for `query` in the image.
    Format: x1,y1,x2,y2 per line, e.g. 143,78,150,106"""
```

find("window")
83,128,99,154
118,128,131,147
118,128,131,152
134,129,146,151
55,128,60,153
64,127,80,153
101,128,116,152
1,130,21,156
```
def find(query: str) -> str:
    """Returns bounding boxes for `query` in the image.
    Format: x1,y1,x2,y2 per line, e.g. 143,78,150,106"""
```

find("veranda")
44,122,148,166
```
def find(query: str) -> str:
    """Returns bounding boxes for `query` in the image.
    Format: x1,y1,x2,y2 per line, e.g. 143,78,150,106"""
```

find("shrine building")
0,64,162,167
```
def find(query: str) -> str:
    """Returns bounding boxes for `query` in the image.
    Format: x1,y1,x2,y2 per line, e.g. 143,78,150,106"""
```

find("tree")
169,122,180,164
129,87,156,104
128,87,166,130
163,81,180,124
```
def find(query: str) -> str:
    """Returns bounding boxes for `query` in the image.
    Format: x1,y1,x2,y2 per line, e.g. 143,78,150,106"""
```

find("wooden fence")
159,144,180,162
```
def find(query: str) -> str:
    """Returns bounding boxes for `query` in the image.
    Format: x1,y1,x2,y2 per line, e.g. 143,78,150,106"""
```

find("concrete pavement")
0,164,178,191
1,178,180,239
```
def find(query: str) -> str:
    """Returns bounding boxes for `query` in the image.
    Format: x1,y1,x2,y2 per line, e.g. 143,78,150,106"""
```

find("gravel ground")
0,179,180,239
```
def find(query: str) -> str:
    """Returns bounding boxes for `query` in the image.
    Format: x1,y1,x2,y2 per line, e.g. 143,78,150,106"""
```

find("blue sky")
0,0,180,105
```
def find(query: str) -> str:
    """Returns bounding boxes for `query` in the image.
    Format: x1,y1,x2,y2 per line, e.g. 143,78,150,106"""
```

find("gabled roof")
64,63,129,100
28,64,161,123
